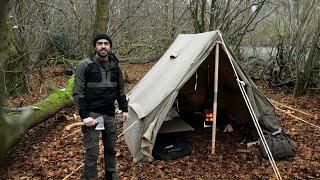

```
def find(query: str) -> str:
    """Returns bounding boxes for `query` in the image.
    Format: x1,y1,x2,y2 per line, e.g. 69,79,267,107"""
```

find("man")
73,34,128,180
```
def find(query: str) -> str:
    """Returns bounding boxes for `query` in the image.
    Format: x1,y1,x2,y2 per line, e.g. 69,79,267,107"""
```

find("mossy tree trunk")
93,0,110,36
0,0,9,96
0,0,11,158
0,76,75,158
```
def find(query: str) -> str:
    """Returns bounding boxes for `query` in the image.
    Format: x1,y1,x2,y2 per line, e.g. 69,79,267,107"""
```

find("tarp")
123,31,281,162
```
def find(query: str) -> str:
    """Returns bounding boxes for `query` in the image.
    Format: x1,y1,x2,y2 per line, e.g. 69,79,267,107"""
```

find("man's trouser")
81,112,119,180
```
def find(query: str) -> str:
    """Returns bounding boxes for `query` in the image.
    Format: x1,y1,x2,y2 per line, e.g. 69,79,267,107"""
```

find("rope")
236,79,282,180
268,99,320,130
275,106,320,130
117,120,138,139
269,99,317,119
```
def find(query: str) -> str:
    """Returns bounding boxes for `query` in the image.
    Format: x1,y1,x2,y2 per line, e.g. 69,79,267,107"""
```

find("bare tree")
209,0,217,31
0,0,32,95
10,0,31,92
186,0,272,58
2,0,318,97
264,0,320,95
294,12,320,96
189,0,206,33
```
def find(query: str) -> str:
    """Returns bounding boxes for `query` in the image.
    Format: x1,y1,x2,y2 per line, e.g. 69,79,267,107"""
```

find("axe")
65,116,104,131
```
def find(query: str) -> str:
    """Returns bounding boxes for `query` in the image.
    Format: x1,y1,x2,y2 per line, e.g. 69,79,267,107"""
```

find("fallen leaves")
1,63,320,179
4,65,70,108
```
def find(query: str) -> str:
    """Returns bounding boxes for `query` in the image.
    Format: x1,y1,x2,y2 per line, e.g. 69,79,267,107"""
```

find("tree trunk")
0,0,10,96
189,0,199,33
15,0,30,93
0,0,10,158
189,0,206,33
294,15,320,96
171,0,176,41
0,76,75,158
209,0,216,31
0,0,30,96
93,0,110,36
0,0,9,162
200,0,206,32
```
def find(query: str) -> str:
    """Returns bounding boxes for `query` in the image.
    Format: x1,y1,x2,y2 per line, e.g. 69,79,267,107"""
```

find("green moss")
2,75,76,155
65,75,75,96
34,90,71,108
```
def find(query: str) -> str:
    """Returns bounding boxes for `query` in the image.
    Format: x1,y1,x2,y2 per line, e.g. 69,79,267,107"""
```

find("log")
0,75,75,157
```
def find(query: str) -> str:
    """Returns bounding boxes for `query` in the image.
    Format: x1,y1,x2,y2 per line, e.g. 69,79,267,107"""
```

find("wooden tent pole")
212,42,220,154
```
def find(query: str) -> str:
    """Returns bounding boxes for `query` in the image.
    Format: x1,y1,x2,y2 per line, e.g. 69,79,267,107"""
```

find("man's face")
95,39,111,58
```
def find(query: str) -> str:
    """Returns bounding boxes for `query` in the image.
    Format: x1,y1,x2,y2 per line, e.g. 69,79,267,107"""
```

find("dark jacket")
73,53,128,119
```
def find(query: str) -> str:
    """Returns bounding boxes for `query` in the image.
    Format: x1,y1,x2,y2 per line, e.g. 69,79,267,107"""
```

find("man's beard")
97,49,108,58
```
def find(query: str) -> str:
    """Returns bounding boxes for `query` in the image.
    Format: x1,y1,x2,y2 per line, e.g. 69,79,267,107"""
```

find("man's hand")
83,117,96,126
121,112,129,123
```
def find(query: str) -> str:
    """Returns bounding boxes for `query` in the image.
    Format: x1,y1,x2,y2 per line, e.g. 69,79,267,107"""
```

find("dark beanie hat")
93,33,112,47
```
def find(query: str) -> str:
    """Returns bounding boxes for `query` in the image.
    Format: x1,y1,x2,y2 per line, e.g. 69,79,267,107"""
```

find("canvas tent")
123,31,282,163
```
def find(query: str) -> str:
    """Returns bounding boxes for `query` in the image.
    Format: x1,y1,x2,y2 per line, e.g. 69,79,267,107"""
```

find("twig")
112,0,145,35
275,106,320,130
62,163,84,180
32,0,64,12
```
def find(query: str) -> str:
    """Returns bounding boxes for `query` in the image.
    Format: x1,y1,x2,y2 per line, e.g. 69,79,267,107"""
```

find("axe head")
95,116,105,130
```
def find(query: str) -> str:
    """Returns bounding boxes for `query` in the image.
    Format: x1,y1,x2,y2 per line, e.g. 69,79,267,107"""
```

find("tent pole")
212,42,220,154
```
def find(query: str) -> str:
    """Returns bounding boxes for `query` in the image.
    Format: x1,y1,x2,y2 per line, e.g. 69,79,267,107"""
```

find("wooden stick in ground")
275,106,320,130
269,99,317,119
212,42,220,154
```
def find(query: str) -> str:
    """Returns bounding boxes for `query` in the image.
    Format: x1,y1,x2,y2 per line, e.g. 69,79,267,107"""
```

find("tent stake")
212,42,220,154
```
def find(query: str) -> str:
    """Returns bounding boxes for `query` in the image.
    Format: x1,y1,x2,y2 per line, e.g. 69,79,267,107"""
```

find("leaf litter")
1,62,319,179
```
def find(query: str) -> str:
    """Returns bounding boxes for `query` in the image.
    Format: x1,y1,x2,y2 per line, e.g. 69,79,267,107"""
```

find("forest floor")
1,61,320,179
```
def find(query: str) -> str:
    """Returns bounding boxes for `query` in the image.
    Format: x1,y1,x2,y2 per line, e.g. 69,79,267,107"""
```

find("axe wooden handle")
65,122,85,131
